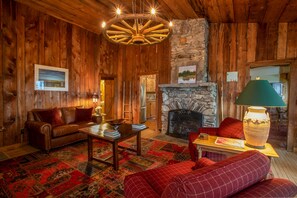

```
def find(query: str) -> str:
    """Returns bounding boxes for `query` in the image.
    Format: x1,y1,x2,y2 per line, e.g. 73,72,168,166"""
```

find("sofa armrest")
25,121,52,152
199,127,218,136
124,175,160,198
233,178,297,197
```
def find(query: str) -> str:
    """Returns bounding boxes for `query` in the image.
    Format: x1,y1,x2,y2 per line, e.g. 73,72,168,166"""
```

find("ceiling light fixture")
101,1,173,45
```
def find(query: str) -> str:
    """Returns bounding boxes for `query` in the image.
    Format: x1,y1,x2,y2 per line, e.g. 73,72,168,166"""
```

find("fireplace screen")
167,109,203,139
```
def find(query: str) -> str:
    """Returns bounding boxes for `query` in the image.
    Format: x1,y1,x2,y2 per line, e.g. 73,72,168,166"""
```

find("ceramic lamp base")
243,106,270,149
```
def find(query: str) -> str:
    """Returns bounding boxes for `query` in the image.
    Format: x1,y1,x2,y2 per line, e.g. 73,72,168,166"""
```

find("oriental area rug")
0,138,190,197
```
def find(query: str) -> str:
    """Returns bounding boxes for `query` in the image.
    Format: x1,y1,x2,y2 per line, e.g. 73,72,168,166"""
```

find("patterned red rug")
0,138,190,197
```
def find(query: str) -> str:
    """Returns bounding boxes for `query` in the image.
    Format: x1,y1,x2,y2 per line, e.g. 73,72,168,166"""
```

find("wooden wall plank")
277,23,288,59
228,24,238,119
59,20,68,107
0,0,4,146
287,61,297,151
266,23,278,60
286,23,297,58
256,23,267,61
208,23,219,82
247,23,258,62
16,4,26,143
2,0,18,146
216,24,225,121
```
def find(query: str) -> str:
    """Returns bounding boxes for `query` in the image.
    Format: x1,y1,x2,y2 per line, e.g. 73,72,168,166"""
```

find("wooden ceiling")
16,0,297,34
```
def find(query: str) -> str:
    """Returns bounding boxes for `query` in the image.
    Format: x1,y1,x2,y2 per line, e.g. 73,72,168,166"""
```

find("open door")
100,79,115,120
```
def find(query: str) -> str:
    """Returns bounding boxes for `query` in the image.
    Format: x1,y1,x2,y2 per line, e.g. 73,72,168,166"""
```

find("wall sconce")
235,79,286,149
92,93,99,103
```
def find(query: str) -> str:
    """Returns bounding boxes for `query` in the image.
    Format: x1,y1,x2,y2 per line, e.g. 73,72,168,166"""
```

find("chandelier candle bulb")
116,8,121,15
150,8,156,15
102,21,106,28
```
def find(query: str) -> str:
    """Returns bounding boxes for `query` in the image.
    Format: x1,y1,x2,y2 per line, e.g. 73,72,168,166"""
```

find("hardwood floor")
1,121,296,185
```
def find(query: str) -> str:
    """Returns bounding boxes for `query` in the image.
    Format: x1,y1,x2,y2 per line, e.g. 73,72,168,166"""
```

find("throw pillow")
34,109,53,124
52,107,65,127
61,107,76,124
75,107,93,122
192,157,216,170
217,117,244,139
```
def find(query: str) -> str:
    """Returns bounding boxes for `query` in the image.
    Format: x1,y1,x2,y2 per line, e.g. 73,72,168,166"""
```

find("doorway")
100,78,115,121
139,74,157,131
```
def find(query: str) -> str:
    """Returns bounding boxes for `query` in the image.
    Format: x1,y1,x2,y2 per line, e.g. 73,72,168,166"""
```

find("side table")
193,135,279,160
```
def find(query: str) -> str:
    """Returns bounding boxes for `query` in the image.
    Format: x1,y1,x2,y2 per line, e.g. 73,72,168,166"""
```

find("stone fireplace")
159,83,218,137
158,18,217,138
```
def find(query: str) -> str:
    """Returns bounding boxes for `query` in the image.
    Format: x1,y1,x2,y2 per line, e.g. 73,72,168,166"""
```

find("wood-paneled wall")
0,0,119,146
208,23,297,150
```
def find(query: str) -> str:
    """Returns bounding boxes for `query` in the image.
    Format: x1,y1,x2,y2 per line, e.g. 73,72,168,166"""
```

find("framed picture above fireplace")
178,65,197,84
34,64,69,91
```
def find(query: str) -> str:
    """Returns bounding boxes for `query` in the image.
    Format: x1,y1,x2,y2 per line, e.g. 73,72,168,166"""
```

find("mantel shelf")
159,82,217,88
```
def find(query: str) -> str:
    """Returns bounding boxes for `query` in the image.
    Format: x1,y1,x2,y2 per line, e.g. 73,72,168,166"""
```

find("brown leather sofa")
25,106,99,152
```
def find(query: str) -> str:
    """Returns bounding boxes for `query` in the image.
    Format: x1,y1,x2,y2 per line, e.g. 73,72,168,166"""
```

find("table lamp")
235,79,286,149
92,93,102,115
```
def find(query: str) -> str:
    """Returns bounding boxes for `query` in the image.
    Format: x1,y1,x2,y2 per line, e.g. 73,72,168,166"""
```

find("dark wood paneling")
0,0,4,145
2,0,18,146
0,0,119,146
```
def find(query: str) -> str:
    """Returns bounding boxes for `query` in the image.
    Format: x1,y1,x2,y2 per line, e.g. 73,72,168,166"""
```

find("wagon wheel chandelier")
101,1,173,45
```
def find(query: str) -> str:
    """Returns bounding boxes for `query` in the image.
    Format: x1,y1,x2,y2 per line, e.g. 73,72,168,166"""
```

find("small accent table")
79,123,147,170
193,135,279,160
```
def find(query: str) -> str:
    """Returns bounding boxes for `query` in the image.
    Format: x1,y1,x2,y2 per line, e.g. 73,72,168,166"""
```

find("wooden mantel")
159,82,217,88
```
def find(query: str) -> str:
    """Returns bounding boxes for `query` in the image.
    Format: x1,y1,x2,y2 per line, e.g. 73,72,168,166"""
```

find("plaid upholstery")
124,150,297,198
189,117,243,161
233,178,297,198
124,160,195,197
124,176,160,198
217,117,244,139
192,157,215,170
162,151,270,198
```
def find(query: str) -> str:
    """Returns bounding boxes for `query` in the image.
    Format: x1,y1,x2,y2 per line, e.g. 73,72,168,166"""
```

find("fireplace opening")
167,109,203,140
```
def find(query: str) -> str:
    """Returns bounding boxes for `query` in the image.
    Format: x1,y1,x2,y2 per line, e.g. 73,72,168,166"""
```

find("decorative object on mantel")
178,65,197,84
101,0,173,45
34,64,68,91
235,79,286,149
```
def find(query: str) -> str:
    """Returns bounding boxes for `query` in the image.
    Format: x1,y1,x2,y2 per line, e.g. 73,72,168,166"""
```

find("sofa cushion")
52,108,65,127
217,117,244,139
34,109,53,124
232,178,297,198
61,107,76,124
75,107,93,122
52,124,79,137
192,157,215,170
162,150,270,198
125,160,195,195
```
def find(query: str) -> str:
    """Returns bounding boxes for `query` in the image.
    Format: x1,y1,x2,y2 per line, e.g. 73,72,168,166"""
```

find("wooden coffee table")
79,123,147,170
193,135,279,160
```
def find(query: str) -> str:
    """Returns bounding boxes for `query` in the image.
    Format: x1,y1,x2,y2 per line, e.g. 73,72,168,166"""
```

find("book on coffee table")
104,129,121,138
215,137,244,148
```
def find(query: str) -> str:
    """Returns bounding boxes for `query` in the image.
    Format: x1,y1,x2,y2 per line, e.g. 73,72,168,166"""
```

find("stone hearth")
159,83,218,135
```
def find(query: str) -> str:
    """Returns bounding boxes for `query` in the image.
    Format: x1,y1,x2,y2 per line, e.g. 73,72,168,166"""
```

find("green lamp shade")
235,80,286,107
